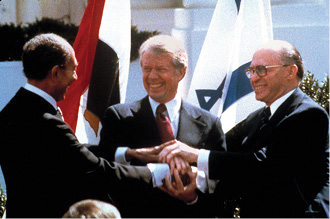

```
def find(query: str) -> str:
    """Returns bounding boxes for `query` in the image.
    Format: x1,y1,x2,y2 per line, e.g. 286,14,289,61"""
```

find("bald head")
256,40,304,80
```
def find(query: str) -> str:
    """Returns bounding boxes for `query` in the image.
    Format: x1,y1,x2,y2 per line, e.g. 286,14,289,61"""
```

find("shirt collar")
268,88,296,117
149,94,182,121
24,83,58,110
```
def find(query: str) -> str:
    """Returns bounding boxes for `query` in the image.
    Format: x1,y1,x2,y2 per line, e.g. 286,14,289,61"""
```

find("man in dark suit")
0,33,154,218
94,35,226,217
159,40,329,218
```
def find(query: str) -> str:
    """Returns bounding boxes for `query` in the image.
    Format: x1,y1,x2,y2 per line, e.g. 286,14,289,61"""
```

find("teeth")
150,83,163,89
254,85,265,90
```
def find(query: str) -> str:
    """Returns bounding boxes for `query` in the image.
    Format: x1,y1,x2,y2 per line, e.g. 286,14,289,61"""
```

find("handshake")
125,140,200,203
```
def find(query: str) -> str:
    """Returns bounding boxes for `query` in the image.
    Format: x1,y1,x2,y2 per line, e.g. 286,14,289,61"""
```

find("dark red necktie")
156,103,175,143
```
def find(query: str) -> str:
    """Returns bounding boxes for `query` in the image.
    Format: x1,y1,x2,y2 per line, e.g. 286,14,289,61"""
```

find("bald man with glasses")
159,40,329,218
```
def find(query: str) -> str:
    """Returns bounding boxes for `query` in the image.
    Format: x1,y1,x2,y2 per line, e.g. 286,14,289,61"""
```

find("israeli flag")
187,0,273,133
186,0,238,117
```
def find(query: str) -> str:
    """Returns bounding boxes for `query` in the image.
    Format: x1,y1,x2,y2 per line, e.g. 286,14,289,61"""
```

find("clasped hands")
125,140,199,203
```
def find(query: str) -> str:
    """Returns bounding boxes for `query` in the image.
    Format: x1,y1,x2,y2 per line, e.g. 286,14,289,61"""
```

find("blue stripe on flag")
223,62,253,111
235,0,241,11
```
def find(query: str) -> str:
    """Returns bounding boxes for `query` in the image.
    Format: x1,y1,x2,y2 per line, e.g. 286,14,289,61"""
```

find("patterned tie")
156,103,175,143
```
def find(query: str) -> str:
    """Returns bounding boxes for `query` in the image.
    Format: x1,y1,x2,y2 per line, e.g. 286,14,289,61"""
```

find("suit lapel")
138,96,162,145
241,108,264,148
268,88,304,127
242,88,305,149
177,101,206,146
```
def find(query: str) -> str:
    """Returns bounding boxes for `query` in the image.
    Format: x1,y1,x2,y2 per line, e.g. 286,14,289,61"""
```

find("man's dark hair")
22,33,71,80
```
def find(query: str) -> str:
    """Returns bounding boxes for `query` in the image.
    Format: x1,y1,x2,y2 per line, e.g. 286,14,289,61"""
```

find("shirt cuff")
186,195,198,205
196,149,219,194
114,147,130,165
147,163,170,187
197,149,210,173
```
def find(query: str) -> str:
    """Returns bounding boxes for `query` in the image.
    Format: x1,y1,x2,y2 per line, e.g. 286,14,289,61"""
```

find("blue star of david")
195,62,252,112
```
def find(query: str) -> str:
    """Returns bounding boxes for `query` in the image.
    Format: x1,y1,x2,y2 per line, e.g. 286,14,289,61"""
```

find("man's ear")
178,67,187,82
288,64,298,79
50,65,61,83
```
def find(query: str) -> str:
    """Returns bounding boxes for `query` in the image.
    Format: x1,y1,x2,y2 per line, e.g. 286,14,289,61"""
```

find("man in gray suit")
95,35,226,217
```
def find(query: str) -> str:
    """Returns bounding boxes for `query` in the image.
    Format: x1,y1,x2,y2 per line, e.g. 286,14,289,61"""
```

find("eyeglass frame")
245,64,290,79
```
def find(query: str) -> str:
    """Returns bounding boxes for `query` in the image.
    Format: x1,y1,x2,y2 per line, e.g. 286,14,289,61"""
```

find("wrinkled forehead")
251,48,282,66
141,51,174,67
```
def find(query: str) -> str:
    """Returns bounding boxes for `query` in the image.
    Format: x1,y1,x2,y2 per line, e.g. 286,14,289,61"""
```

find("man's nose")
148,69,159,78
249,71,260,82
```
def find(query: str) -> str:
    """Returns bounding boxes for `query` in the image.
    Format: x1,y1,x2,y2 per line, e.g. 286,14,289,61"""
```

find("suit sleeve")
94,106,124,161
205,116,227,152
209,107,329,203
42,113,153,186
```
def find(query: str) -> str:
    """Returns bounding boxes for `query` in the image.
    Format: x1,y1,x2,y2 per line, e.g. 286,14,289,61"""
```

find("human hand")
125,143,168,163
158,140,199,164
167,156,190,176
158,167,198,203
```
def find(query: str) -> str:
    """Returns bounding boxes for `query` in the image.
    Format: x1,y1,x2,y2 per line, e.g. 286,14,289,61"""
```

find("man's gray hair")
139,35,188,71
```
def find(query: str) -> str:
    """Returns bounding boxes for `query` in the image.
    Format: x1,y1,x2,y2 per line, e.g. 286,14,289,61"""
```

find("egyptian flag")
58,0,131,143
186,0,273,133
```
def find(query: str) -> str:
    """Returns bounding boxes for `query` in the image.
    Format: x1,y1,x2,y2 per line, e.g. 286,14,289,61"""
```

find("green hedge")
299,71,329,113
0,184,5,218
0,18,158,62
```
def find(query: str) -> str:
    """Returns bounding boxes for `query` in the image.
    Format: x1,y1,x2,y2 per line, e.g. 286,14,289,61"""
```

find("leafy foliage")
131,25,159,61
299,71,329,113
0,18,78,61
0,18,158,62
0,184,6,218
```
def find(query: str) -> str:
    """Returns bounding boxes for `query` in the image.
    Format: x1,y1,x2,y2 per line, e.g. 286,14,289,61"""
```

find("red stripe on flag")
58,0,105,131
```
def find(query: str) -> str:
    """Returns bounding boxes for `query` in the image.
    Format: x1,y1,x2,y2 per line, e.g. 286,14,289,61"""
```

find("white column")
16,0,42,25
172,1,216,99
0,0,17,25
40,0,70,23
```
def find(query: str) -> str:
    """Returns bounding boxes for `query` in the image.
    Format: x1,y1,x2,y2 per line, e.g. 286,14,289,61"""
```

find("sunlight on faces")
54,47,78,102
141,52,184,103
250,49,292,106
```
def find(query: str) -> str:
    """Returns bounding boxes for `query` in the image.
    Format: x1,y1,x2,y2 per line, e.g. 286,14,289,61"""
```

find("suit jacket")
0,88,152,218
209,88,329,218
96,96,226,217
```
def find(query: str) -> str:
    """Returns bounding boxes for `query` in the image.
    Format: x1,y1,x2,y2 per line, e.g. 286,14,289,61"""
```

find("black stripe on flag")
84,39,119,134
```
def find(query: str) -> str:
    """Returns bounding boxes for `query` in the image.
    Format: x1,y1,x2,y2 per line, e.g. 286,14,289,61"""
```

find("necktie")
156,103,175,143
259,107,271,131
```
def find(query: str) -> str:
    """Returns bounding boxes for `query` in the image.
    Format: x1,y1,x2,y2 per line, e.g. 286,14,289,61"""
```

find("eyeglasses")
245,65,290,79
